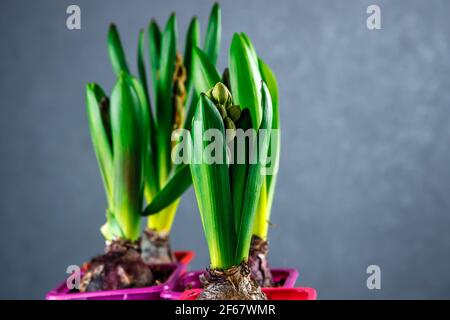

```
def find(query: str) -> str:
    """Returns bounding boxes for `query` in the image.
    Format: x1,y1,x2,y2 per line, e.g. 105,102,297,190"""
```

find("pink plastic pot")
179,287,317,300
46,251,194,300
160,268,299,300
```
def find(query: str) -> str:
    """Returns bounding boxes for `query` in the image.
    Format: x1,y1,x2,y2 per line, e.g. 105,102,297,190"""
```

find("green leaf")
86,83,113,209
234,81,273,264
190,94,235,269
204,3,221,65
258,58,279,130
184,94,199,131
137,30,152,112
252,179,268,239
184,17,200,93
229,33,262,127
157,14,177,126
240,32,258,64
108,24,130,76
156,14,178,185
101,209,125,241
137,30,159,198
100,222,115,241
186,47,221,130
110,74,144,241
142,164,191,215
191,47,221,96
147,198,180,232
229,109,253,233
127,75,154,202
258,58,280,237
148,20,161,101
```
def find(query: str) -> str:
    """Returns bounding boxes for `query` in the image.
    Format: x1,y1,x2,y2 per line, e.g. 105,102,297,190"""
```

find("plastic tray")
46,251,194,300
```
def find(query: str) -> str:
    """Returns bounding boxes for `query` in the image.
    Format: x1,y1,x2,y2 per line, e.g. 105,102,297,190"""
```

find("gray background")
1,0,450,299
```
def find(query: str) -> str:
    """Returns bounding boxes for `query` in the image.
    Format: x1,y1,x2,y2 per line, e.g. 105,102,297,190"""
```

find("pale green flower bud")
224,117,236,142
226,105,241,122
216,104,227,119
211,82,231,105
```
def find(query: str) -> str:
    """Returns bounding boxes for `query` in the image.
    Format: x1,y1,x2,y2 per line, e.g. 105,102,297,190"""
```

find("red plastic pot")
160,268,299,300
179,287,317,300
171,250,195,266
46,251,194,300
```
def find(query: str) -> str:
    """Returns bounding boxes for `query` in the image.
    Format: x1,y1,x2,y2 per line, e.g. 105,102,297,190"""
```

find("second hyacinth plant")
107,4,221,265
78,3,221,292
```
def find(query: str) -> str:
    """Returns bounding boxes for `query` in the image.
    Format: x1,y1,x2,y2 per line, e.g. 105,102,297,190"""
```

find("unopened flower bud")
211,82,231,105
216,104,227,119
224,117,236,142
226,105,241,122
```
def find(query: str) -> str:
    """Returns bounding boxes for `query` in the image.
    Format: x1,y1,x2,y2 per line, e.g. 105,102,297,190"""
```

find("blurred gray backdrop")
1,0,450,299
